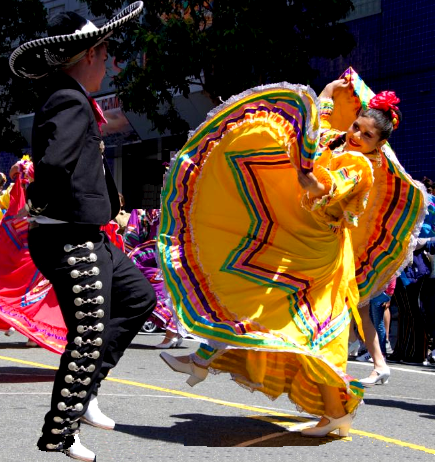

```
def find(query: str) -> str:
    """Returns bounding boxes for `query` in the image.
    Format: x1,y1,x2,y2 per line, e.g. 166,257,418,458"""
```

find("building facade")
311,0,435,183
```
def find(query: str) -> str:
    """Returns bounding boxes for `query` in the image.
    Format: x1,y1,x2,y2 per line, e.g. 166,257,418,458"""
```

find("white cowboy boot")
66,435,96,461
81,395,115,430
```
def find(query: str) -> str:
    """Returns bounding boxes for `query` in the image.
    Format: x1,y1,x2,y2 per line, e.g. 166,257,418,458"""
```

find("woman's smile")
348,137,360,148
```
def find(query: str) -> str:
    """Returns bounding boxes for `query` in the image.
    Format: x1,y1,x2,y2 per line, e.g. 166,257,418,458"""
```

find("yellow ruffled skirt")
159,84,364,416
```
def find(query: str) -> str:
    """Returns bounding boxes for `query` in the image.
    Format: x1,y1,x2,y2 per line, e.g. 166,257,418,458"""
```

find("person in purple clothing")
124,209,183,348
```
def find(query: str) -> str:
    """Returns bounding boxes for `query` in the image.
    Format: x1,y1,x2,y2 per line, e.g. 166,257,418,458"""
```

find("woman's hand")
319,78,349,99
297,171,326,198
9,163,20,181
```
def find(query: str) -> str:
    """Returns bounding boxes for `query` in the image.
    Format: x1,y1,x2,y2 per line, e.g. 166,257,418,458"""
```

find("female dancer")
0,157,67,351
124,209,182,348
158,69,425,438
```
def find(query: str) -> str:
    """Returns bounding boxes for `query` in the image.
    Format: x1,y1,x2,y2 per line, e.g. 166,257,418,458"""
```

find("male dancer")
9,3,156,460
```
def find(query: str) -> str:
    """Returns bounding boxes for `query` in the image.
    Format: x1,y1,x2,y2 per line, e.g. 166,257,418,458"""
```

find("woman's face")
345,116,385,154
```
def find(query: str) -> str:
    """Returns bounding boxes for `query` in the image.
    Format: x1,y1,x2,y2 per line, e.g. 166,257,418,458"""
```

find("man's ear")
86,47,96,63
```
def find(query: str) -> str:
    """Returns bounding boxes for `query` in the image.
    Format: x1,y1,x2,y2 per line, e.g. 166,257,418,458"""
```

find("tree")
1,0,47,155
83,0,355,137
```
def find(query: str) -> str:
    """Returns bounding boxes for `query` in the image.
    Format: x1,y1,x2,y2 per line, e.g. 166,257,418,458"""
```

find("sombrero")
9,1,143,79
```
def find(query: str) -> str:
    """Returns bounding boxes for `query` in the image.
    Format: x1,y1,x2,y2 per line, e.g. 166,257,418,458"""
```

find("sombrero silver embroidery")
9,1,143,79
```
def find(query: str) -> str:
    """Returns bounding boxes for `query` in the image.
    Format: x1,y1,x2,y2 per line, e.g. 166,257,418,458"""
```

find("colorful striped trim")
337,68,426,302
158,84,354,353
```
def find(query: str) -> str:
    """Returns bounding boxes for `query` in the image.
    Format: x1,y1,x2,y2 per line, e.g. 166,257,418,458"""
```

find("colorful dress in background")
0,159,131,352
0,184,13,222
158,69,425,417
124,209,178,334
0,159,67,353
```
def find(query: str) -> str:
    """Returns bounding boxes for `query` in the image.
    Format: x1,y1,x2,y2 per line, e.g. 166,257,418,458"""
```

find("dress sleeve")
301,151,374,229
318,98,345,149
319,97,334,130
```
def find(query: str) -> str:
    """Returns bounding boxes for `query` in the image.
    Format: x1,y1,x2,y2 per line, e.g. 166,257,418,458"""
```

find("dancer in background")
0,172,10,221
125,209,182,348
0,157,66,349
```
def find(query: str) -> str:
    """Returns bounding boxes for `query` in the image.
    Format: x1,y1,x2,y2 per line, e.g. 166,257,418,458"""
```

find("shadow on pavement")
0,366,55,383
0,341,41,350
364,397,435,420
115,413,336,447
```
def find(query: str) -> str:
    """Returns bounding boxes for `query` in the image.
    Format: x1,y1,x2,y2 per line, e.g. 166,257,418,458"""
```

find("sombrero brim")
9,1,143,79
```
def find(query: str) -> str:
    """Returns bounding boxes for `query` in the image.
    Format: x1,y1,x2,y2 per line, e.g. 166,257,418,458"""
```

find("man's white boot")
66,435,96,461
81,395,115,430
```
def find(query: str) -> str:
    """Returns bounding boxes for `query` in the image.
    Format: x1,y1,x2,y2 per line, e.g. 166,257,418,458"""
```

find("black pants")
29,223,156,451
420,277,435,344
390,277,428,363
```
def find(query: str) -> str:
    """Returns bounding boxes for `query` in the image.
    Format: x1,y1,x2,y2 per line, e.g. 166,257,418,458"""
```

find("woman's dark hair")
422,176,434,193
358,106,403,141
328,133,346,150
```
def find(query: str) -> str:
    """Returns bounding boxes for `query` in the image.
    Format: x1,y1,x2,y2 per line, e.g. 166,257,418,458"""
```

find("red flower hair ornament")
369,91,401,130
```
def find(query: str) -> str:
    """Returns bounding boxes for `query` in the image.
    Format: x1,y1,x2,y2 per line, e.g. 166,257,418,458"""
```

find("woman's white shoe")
301,413,352,437
66,435,96,461
359,367,390,387
160,352,208,386
155,336,183,349
348,339,360,357
4,327,15,337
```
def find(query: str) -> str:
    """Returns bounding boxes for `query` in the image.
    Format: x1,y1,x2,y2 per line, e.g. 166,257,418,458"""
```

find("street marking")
0,355,307,418
0,392,188,399
244,416,435,453
1,355,435,454
247,415,352,442
0,355,57,370
107,375,311,419
350,361,435,375
0,392,52,395
363,393,435,402
233,431,289,447
347,429,435,454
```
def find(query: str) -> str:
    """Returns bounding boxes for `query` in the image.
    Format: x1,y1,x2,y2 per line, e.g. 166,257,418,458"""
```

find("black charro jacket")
26,72,120,225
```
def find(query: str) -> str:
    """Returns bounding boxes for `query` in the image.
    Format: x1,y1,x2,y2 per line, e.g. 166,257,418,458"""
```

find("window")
343,0,381,21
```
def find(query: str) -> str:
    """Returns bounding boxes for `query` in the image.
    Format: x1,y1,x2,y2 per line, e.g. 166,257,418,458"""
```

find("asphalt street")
0,331,434,462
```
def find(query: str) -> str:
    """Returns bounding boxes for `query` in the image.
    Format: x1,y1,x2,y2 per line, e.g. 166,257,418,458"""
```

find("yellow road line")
1,355,435,454
233,431,289,447
106,375,305,417
348,429,435,454
248,415,352,442
249,414,435,453
0,355,58,370
0,355,298,417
